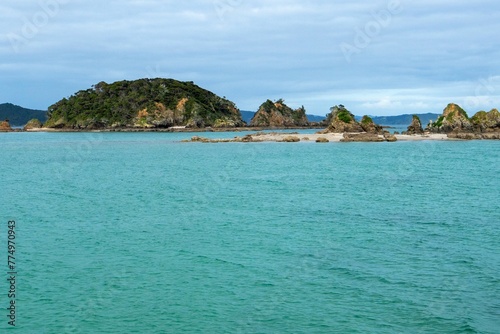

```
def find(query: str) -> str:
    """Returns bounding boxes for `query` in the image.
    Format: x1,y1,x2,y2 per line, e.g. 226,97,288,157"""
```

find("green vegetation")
433,116,445,128
361,115,374,124
337,110,354,123
44,78,244,129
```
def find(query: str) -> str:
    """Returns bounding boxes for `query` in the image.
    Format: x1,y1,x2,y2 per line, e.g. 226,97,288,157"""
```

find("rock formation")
23,118,43,130
360,115,383,134
470,109,500,132
426,103,500,139
426,103,472,133
249,99,309,127
404,115,424,135
325,105,364,133
0,120,12,132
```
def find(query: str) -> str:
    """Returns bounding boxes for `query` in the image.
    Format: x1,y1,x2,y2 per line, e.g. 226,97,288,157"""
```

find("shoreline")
185,132,455,143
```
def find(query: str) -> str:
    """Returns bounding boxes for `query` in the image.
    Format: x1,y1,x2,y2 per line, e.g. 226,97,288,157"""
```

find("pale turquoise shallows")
0,132,499,333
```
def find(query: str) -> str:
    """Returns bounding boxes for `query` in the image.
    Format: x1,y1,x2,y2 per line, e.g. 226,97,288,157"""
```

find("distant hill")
355,113,441,126
240,110,255,124
44,78,245,129
0,103,47,126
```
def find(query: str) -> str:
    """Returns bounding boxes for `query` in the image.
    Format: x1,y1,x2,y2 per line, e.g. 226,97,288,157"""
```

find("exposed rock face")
426,103,499,139
325,105,364,133
427,103,472,133
23,118,43,130
405,115,424,135
0,120,12,131
44,78,245,129
250,99,309,127
360,115,383,134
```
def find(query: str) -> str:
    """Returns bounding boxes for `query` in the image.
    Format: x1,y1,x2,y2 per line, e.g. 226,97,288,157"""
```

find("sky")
1,0,500,116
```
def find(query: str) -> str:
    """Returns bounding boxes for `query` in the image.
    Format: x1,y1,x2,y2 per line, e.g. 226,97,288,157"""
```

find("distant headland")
1,78,499,140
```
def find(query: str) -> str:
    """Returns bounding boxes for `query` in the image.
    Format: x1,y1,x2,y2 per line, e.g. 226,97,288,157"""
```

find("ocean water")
0,132,499,333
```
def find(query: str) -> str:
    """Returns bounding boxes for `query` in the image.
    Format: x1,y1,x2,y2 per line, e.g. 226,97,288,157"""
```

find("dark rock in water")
316,137,329,143
404,115,424,135
250,99,309,127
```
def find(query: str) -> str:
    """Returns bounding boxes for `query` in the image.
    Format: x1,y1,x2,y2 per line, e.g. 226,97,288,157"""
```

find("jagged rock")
405,115,424,134
325,105,364,133
0,120,12,132
360,115,383,133
250,99,309,127
316,137,329,143
426,103,472,133
383,132,398,142
470,109,500,132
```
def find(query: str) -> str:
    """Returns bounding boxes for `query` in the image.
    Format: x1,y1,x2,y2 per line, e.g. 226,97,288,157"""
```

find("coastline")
185,132,454,143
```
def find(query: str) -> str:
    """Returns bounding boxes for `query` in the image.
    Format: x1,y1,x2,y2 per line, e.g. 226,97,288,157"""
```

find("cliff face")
44,78,245,129
325,106,364,133
249,99,309,127
405,115,424,135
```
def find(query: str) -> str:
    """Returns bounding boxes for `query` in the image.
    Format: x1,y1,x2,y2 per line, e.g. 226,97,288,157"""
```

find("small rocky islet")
2,78,499,141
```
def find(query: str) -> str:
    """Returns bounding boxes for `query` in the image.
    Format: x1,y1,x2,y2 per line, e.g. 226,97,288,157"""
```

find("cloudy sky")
1,0,500,116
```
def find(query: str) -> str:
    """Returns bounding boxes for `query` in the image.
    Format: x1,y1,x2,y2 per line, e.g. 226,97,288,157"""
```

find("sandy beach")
187,132,453,143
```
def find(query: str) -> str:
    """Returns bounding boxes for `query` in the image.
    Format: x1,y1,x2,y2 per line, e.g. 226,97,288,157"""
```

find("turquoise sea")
1,132,499,333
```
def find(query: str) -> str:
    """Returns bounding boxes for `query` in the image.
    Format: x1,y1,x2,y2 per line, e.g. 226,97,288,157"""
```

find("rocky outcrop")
426,103,500,139
279,135,301,142
0,120,12,132
426,103,472,133
360,115,383,134
23,118,43,130
249,99,309,127
470,109,500,132
404,115,424,135
44,78,245,130
325,105,364,133
316,137,329,143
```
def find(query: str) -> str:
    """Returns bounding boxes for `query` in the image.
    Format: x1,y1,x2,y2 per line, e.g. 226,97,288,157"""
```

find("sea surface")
0,132,499,333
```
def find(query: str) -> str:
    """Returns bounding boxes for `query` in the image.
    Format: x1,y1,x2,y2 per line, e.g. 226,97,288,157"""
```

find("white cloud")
1,0,499,115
